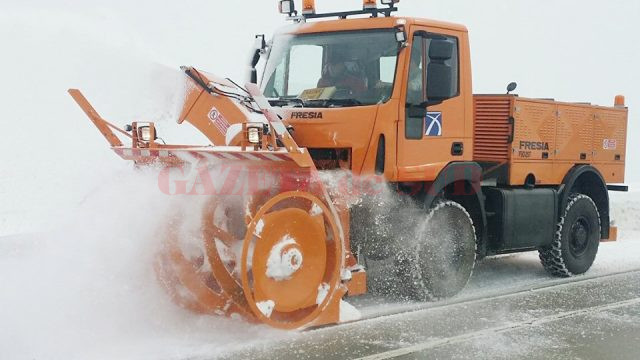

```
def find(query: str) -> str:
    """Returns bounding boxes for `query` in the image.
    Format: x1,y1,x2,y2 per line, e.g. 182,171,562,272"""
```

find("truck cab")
260,16,474,183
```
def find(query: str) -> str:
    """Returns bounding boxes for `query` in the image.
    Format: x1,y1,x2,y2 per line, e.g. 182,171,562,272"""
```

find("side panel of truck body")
473,95,628,185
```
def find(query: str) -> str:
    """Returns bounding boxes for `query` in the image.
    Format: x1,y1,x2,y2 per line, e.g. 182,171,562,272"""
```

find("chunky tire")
395,201,477,300
539,193,601,277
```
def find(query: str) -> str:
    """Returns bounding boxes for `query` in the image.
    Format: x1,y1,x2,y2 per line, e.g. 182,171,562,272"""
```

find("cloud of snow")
0,7,292,358
319,170,471,299
0,167,294,360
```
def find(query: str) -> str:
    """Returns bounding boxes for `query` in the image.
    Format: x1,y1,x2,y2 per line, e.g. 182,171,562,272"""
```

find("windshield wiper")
305,98,364,107
268,98,306,108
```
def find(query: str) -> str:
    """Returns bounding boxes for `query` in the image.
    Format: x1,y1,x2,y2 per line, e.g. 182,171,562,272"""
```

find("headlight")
138,126,154,141
247,127,261,144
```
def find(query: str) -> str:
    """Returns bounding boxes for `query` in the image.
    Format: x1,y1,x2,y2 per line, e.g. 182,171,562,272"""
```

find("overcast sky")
1,0,638,180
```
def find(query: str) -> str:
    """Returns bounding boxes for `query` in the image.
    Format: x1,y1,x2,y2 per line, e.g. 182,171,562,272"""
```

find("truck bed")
472,95,628,186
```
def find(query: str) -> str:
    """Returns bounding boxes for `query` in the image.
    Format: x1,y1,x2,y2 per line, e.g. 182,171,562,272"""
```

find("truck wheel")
539,194,601,277
395,201,477,300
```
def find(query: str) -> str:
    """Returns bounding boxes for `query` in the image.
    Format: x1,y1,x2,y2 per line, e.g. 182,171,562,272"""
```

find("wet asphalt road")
217,270,640,360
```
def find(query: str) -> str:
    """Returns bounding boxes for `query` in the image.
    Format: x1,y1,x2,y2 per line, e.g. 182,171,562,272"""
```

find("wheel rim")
569,216,591,257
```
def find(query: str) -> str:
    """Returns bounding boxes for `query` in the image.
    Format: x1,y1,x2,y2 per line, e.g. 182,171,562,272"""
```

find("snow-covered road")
216,190,640,359
222,270,640,360
1,187,638,360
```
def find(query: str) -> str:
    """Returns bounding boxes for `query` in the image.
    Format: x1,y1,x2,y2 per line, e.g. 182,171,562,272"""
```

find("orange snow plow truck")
69,0,628,329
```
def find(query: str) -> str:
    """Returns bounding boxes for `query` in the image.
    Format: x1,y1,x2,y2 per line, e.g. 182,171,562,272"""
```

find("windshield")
262,29,398,107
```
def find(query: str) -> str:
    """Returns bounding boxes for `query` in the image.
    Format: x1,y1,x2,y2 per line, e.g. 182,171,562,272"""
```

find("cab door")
396,29,468,182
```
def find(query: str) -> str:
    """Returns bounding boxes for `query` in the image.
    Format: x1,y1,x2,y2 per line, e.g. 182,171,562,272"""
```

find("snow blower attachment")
69,67,364,329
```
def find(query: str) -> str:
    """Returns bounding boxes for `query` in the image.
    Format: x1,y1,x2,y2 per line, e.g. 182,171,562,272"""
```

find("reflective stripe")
115,148,290,162
201,153,221,162
243,154,261,161
219,152,239,160
263,153,286,162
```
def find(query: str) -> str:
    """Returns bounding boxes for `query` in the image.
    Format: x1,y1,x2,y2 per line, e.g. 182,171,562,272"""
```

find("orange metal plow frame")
69,86,357,329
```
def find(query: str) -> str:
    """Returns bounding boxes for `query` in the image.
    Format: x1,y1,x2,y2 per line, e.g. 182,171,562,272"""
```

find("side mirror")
248,35,267,84
426,39,456,102
251,34,266,67
507,82,518,94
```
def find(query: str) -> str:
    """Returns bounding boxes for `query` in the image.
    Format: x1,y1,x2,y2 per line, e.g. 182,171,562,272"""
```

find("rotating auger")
69,67,363,329
156,184,347,329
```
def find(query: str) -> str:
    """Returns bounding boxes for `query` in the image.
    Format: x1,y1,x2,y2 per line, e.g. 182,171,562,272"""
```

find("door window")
405,32,459,139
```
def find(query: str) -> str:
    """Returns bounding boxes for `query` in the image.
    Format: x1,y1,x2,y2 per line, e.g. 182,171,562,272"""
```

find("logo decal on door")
425,112,443,136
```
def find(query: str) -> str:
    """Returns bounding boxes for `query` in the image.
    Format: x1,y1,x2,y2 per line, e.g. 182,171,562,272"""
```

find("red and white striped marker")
113,147,291,162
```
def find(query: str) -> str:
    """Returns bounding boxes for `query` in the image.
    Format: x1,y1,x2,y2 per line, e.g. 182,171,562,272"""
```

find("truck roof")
278,16,468,35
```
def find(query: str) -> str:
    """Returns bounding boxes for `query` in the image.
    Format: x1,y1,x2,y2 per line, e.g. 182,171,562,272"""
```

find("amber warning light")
363,0,377,9
365,0,400,10
302,0,316,14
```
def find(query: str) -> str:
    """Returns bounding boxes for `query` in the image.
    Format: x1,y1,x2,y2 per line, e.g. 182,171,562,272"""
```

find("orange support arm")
68,89,124,147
